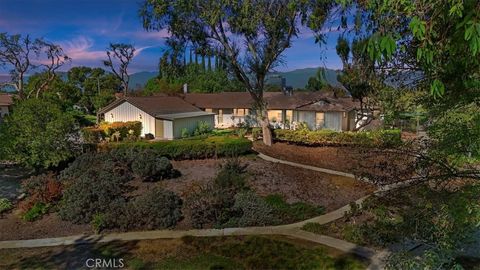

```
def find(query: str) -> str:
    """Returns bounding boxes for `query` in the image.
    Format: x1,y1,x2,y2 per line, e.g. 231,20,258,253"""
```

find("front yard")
0,236,367,270
0,155,374,240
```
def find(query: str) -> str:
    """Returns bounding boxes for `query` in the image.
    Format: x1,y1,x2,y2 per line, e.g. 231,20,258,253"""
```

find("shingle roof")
183,92,255,109
183,91,358,111
0,94,13,106
98,96,202,116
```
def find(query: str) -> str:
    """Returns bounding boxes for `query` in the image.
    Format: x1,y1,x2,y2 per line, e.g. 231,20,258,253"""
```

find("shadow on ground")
4,236,138,269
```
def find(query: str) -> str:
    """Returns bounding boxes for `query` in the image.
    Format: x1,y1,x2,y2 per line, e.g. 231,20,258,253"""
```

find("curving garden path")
0,152,399,269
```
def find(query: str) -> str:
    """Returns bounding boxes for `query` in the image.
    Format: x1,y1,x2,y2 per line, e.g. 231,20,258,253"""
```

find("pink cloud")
60,36,105,62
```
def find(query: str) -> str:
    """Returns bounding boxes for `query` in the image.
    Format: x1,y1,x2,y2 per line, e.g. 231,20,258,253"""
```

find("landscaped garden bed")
0,146,374,240
0,235,368,269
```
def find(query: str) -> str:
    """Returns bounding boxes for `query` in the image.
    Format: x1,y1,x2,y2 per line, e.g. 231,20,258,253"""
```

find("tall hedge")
104,136,253,160
274,129,402,148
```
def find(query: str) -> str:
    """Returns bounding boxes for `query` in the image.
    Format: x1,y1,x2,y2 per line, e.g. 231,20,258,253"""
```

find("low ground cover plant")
0,198,13,215
274,129,402,148
22,202,50,222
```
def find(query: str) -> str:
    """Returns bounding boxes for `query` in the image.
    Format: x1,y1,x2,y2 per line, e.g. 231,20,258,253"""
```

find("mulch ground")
0,154,375,240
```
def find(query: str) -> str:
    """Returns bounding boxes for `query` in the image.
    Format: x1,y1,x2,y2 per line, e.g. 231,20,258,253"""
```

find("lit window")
316,112,325,128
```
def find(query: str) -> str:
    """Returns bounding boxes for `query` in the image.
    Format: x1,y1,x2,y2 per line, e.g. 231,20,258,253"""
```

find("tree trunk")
260,109,272,146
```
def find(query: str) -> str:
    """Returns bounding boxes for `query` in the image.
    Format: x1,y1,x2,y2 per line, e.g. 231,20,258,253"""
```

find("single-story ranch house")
0,93,13,121
98,91,361,139
184,92,358,131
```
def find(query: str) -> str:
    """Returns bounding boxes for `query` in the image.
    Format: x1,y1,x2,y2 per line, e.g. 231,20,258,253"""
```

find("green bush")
23,202,49,222
0,198,13,214
107,136,252,160
274,129,402,148
58,167,130,224
91,213,106,234
186,159,249,229
251,127,262,140
110,187,182,230
264,194,325,223
81,127,105,144
193,121,212,136
131,152,180,181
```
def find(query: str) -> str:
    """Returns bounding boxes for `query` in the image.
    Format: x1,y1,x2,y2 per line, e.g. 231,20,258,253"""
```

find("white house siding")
104,101,156,137
172,115,215,138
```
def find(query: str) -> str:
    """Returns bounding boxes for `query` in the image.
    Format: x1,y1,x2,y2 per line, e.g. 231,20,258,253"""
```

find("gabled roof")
0,94,13,106
98,96,202,117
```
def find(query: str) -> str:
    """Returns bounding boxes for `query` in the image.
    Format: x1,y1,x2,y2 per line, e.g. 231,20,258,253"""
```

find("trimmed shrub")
274,129,402,148
106,136,252,160
131,152,180,181
230,191,279,227
0,198,13,215
108,187,182,230
22,202,49,222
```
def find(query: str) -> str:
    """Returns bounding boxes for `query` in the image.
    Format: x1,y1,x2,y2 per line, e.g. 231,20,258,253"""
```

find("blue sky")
0,0,344,73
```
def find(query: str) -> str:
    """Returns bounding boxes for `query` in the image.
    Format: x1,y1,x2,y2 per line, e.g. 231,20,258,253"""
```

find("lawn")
0,236,368,270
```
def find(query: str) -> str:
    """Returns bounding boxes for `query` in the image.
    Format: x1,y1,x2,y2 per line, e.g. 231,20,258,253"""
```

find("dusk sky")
0,0,345,74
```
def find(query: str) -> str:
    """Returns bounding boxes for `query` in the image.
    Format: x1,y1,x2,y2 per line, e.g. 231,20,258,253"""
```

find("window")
267,110,282,123
285,110,293,123
316,112,325,129
205,108,213,112
234,108,246,116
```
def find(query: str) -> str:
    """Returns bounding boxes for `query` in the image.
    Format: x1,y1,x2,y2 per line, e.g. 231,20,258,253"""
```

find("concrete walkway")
0,153,388,266
257,153,356,179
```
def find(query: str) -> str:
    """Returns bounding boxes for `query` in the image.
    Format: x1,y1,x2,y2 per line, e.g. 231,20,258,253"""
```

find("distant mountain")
268,67,342,89
129,71,158,90
1,68,341,92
